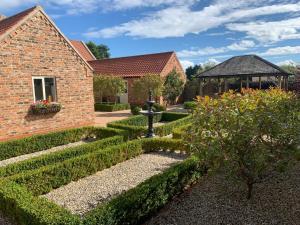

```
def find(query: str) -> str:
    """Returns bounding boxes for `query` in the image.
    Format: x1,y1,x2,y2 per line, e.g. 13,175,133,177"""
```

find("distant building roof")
70,40,96,61
88,51,175,78
197,55,290,78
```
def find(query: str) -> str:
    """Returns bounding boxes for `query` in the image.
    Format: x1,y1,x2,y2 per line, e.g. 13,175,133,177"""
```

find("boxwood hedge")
0,127,127,161
94,103,130,112
0,138,205,225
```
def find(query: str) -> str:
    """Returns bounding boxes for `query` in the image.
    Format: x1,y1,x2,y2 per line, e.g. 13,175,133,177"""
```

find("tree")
94,75,125,102
185,89,300,199
163,69,185,104
86,41,110,59
132,75,163,103
185,62,217,80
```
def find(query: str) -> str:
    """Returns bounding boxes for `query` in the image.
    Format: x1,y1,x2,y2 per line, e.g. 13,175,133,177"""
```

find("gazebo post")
278,76,282,89
259,76,262,89
246,76,249,89
224,79,228,92
199,78,204,97
218,78,222,94
240,77,243,91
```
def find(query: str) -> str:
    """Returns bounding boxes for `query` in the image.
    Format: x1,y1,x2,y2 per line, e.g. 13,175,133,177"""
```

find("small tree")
163,69,184,105
185,89,300,199
86,41,110,59
132,74,163,103
93,75,125,103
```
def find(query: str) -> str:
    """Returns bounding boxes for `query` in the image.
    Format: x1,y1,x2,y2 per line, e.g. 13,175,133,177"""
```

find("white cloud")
276,59,298,66
227,17,300,43
180,60,195,69
260,45,300,56
84,1,300,38
177,40,255,58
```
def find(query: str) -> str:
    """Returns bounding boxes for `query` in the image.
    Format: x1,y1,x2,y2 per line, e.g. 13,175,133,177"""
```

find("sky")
1,0,300,69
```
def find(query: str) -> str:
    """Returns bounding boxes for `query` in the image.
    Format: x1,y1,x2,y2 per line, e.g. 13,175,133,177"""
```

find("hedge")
172,124,192,139
107,112,190,138
0,181,80,225
0,138,205,225
83,155,205,225
7,141,143,195
0,127,127,161
94,103,130,112
0,136,124,178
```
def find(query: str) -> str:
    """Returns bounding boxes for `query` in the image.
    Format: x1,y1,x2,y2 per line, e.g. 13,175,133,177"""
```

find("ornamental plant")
185,88,300,199
163,69,185,105
30,100,61,114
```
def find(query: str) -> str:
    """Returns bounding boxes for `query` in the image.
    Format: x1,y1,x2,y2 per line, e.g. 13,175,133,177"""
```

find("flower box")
30,100,62,115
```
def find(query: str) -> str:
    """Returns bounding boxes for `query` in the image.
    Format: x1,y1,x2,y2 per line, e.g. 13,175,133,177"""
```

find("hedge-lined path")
94,110,131,127
145,162,300,225
0,141,86,168
43,151,186,215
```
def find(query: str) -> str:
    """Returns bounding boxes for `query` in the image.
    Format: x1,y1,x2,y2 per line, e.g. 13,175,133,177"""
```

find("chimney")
0,15,6,21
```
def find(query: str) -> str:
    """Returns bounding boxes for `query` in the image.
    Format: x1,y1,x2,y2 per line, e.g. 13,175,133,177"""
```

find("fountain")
140,90,162,138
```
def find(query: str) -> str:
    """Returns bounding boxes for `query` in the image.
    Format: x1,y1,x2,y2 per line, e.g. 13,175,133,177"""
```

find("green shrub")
183,101,197,111
172,124,191,139
0,181,79,225
0,127,126,161
155,115,191,137
94,103,130,112
141,138,189,153
0,136,124,178
83,156,205,225
8,141,143,195
161,112,188,121
130,105,142,115
186,89,300,199
142,103,166,112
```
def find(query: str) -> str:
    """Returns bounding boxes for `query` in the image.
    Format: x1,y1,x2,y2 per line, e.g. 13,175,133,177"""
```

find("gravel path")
0,141,85,168
145,162,300,225
43,151,186,216
0,213,16,225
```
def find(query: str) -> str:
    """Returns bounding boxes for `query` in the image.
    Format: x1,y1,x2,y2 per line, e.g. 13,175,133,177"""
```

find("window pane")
45,78,56,102
34,79,43,101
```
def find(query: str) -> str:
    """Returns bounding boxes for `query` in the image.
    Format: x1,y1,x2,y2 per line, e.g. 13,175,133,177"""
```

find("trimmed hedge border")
107,112,190,138
0,138,205,225
172,124,192,139
0,127,127,161
94,103,130,112
0,136,124,178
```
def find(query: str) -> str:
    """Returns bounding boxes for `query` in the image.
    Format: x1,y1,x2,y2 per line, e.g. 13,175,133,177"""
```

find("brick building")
85,52,185,104
0,6,95,141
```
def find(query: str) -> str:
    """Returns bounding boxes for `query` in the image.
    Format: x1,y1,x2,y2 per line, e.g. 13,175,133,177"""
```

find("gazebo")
196,55,292,96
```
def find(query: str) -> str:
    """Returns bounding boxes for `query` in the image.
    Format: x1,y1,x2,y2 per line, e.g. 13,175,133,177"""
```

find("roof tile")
70,40,95,61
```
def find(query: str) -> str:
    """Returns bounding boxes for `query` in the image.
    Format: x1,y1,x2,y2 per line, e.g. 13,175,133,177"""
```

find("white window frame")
32,76,57,102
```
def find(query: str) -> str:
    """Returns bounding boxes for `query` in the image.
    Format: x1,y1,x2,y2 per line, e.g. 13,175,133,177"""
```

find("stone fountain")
140,90,162,138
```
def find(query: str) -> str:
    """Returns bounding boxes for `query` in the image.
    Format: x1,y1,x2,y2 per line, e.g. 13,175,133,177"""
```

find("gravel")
43,151,186,216
0,213,16,225
145,162,300,225
0,141,86,168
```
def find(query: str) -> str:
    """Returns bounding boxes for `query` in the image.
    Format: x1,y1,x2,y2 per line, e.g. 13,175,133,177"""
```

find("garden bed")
107,112,191,138
0,138,205,225
94,103,130,112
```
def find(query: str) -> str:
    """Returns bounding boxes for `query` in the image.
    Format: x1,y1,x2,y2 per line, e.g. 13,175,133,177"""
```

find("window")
32,77,57,102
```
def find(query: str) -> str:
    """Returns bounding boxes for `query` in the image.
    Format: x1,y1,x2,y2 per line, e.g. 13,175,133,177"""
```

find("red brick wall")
0,11,94,141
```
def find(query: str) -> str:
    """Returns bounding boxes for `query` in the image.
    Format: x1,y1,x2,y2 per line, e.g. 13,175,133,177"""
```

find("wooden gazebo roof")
197,55,291,78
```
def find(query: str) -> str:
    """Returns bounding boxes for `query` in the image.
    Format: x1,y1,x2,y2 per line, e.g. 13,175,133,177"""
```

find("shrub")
155,115,191,137
8,141,143,195
161,112,188,122
94,103,130,112
185,89,300,199
183,101,197,111
0,127,126,161
142,103,166,112
172,124,191,139
163,69,185,105
130,105,142,115
141,138,189,153
83,156,205,225
0,136,124,178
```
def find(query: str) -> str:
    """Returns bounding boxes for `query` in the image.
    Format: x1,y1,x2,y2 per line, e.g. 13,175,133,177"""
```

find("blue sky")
1,0,300,69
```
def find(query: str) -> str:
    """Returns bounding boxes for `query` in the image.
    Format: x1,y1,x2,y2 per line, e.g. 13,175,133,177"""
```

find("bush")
141,138,189,153
142,103,166,112
155,115,191,137
8,141,143,195
161,112,189,121
0,136,124,178
94,103,130,112
130,105,142,115
83,156,205,225
172,124,191,139
183,101,197,111
0,127,126,161
185,89,300,199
